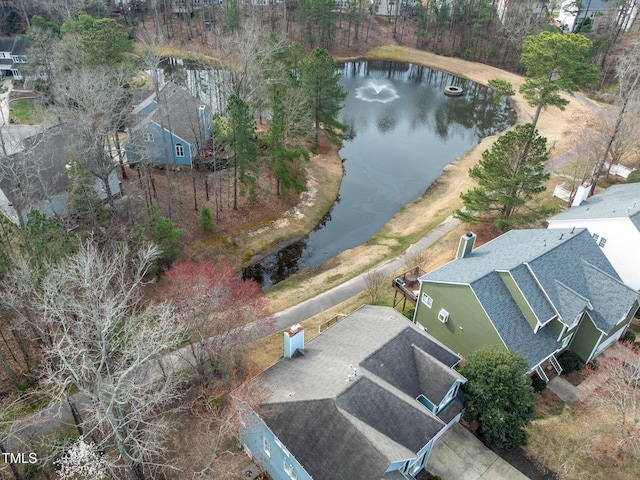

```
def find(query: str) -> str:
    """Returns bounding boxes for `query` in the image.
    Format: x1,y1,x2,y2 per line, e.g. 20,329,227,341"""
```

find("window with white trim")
175,143,184,157
263,437,271,457
144,133,153,142
438,308,449,323
592,233,599,242
598,237,607,248
421,292,433,308
283,460,297,480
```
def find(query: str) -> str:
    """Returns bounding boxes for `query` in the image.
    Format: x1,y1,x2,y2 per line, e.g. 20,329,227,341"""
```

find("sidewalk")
272,214,461,332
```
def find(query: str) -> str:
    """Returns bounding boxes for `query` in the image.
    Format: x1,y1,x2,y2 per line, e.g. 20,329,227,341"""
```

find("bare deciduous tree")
364,269,387,305
592,37,640,192
38,242,186,480
53,66,132,213
158,261,272,382
589,342,640,456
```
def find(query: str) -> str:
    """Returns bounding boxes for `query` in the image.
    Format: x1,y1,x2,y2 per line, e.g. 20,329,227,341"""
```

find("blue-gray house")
240,305,466,480
124,81,212,167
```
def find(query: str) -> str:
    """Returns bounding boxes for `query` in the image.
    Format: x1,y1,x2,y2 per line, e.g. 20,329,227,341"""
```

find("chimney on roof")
284,324,304,358
571,183,591,207
456,232,476,259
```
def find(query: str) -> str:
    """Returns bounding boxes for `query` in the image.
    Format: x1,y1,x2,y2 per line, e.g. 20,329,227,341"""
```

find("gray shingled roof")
260,305,464,480
0,37,26,55
420,228,639,368
509,264,556,324
0,123,119,222
549,183,640,225
129,81,209,146
264,399,392,480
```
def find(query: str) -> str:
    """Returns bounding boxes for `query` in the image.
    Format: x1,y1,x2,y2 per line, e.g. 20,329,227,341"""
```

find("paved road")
4,214,462,452
272,214,461,332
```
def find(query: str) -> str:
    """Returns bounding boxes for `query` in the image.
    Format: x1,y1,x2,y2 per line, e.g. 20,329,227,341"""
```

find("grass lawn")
9,98,43,124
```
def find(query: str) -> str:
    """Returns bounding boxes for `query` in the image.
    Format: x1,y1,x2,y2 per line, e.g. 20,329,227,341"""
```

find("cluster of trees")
0,221,271,479
456,31,640,230
4,0,637,76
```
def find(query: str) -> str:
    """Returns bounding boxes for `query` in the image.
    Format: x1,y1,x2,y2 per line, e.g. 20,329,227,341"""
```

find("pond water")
243,61,516,290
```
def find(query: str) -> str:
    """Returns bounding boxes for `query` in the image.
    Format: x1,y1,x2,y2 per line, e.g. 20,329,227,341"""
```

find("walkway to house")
428,424,531,480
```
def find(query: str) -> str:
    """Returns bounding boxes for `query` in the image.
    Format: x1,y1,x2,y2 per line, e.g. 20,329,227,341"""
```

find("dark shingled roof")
129,81,209,146
260,305,465,480
0,36,26,55
420,229,639,369
337,377,446,452
264,399,391,480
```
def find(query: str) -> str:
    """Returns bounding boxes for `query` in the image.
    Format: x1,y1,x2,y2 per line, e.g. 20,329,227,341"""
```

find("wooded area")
1,0,640,478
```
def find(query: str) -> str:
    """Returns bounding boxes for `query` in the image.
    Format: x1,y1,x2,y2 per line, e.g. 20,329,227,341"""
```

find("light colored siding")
415,282,506,358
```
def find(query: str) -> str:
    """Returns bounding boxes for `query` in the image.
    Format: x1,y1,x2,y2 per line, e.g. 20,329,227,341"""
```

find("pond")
242,60,516,290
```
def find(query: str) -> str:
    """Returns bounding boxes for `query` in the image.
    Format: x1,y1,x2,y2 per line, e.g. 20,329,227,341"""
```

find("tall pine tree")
300,48,347,147
455,124,551,230
226,94,259,209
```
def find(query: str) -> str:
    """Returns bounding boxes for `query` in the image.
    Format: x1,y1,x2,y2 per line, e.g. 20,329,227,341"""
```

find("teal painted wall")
415,282,506,358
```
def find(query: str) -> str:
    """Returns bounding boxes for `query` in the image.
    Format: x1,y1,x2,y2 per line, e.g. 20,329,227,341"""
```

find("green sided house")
413,228,640,381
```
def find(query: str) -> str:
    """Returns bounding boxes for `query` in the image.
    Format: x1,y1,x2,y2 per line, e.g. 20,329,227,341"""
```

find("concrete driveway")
428,424,531,480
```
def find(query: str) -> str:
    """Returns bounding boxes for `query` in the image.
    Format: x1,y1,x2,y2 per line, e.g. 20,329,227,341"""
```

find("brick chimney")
284,324,304,358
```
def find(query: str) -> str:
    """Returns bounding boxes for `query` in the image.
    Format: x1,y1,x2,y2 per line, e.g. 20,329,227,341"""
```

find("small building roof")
420,228,639,368
129,81,209,146
261,305,464,480
0,36,26,55
0,123,119,223
549,183,640,227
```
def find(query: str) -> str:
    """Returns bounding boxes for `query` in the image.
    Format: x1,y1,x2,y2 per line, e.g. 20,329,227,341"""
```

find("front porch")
533,354,563,383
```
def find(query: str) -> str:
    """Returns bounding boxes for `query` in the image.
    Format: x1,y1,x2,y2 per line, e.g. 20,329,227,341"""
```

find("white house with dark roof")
548,183,640,291
240,305,466,480
0,36,27,80
414,229,640,381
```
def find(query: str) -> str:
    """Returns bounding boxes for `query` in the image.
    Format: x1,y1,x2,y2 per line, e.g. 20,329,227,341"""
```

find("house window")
175,143,184,157
283,461,297,480
144,133,153,142
263,437,271,458
598,237,607,248
592,233,599,242
438,308,449,323
421,292,433,308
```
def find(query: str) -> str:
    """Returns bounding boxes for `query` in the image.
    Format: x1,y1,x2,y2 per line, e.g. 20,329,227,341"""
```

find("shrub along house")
413,229,640,382
124,81,212,167
240,305,466,480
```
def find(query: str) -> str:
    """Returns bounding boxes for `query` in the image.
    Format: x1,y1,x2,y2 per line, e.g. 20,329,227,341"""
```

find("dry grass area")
526,405,640,480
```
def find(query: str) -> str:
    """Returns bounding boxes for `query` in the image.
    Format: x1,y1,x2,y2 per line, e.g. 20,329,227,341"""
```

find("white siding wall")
548,217,640,290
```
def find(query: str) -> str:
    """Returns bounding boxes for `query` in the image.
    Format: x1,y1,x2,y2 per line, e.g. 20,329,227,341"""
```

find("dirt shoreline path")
266,45,597,314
